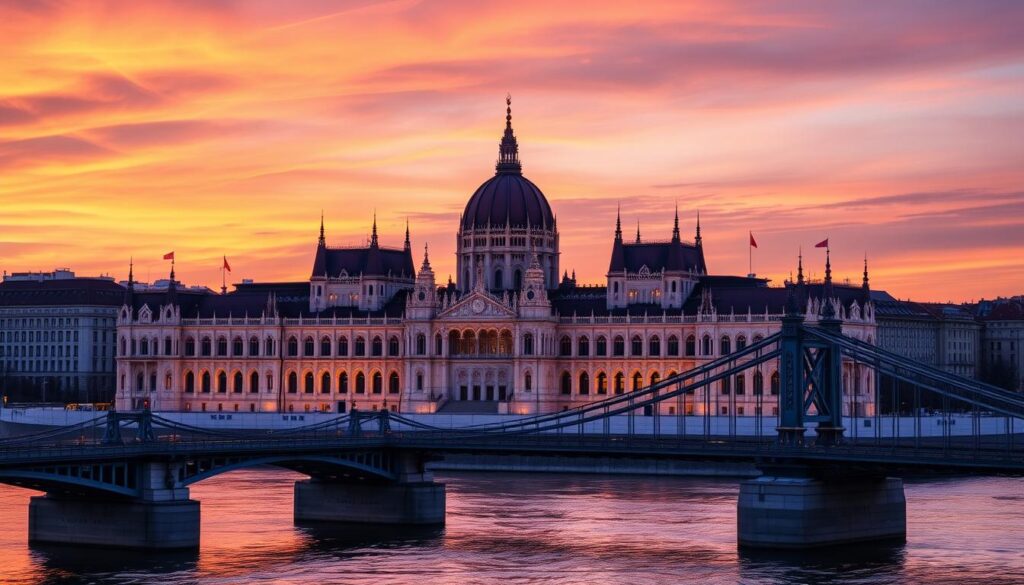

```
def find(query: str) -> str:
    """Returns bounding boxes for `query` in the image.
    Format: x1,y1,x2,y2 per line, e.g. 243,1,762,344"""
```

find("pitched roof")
609,240,706,274
0,278,125,307
311,245,415,279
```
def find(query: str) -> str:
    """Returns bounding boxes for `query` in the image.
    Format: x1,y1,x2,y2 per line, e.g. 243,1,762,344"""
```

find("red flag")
749,232,757,248
163,251,175,260
815,238,829,249
223,256,231,272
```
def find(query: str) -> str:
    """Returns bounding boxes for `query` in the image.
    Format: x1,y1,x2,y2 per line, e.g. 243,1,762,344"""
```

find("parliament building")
115,100,881,416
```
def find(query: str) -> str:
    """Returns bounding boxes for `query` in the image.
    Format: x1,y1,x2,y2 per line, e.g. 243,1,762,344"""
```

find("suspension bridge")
2,309,1022,550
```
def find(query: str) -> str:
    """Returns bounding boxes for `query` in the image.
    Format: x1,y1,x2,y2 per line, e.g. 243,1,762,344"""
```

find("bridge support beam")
294,453,445,525
29,496,199,550
737,475,905,548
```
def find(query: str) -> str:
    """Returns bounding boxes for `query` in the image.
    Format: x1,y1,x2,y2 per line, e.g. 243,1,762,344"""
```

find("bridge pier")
294,453,445,525
28,461,200,550
737,475,905,548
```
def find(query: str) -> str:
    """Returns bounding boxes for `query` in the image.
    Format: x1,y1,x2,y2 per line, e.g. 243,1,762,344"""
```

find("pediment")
437,291,515,320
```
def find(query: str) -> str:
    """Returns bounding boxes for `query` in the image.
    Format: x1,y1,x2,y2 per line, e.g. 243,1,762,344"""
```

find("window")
720,376,731,395
560,372,571,395
233,371,243,393
736,335,747,351
649,336,661,357
560,336,572,357
217,337,228,357
735,374,745,395
614,372,625,394
304,372,314,393
770,371,780,395
577,336,590,357
249,337,259,357
651,372,660,386
667,336,679,357
416,334,426,355
185,371,195,393
164,337,172,356
523,333,534,356
388,336,400,357
339,372,349,394
613,336,625,356
416,372,424,391
435,334,443,356
371,337,383,357
304,337,315,357
321,372,331,394
139,338,148,356
628,335,642,356
185,338,196,356
201,371,211,393
577,371,590,395
388,372,400,394
493,269,503,290
596,336,607,356
632,372,643,391
355,372,366,394
249,371,259,393
287,372,298,393
525,372,532,391
702,335,712,356
321,336,331,356
753,371,764,395
233,337,243,356
720,336,731,355
355,337,366,356
372,372,383,394
201,337,212,357
287,337,298,357
265,336,275,356
217,371,227,393
597,372,608,394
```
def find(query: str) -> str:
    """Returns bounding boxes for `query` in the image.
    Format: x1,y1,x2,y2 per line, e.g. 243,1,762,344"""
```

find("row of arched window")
181,369,402,395
556,333,765,358
175,335,402,359
558,369,780,396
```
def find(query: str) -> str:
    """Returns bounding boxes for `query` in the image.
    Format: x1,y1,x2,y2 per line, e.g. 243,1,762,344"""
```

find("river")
0,470,1021,584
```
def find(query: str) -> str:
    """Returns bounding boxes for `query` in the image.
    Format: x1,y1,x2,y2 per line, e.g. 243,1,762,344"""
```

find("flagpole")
221,256,227,295
749,232,752,276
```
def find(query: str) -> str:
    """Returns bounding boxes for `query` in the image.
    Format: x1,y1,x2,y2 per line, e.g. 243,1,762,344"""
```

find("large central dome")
461,97,555,231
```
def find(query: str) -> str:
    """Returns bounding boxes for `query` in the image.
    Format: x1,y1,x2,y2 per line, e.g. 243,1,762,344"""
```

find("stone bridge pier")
294,452,445,526
29,461,200,550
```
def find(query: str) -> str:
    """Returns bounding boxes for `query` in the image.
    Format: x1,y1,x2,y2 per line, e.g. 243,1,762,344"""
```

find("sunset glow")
2,0,1022,301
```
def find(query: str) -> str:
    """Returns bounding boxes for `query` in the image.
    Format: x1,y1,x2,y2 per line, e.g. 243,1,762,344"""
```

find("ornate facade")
116,101,880,416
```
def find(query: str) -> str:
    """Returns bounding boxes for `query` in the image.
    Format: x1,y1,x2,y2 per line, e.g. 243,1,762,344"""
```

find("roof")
609,239,707,274
311,245,415,280
0,278,125,308
983,301,1024,321
462,172,554,230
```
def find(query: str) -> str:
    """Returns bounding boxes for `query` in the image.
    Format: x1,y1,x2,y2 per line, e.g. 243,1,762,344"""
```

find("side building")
977,298,1024,391
0,269,124,403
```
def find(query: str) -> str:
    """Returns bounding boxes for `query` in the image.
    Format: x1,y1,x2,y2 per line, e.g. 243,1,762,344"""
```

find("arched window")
651,372,660,386
388,336,400,357
736,335,747,351
264,336,275,356
631,372,643,391
338,336,349,356
287,337,298,357
416,334,426,355
493,268,503,290
137,338,148,356
667,335,679,356
233,337,243,356
614,372,624,394
321,336,331,356
753,334,764,344
217,337,228,357
388,372,400,394
355,372,366,394
185,371,195,393
735,374,745,395
499,330,513,355
372,372,383,394
720,335,731,355
233,371,243,393
613,336,625,356
560,372,572,395
185,337,196,356
416,372,423,391
523,333,534,356
577,336,590,357
249,371,259,393
513,269,522,290
597,372,608,394
304,337,315,357
165,336,173,356
770,371,780,395
753,371,764,395
720,376,731,395
559,336,572,357
304,372,314,393
524,371,532,391
135,372,144,391
120,337,127,356
339,372,349,394
201,337,212,357
287,371,297,393
579,372,590,395
217,371,227,393
631,335,643,356
649,336,661,357
371,337,383,357
685,335,696,356
201,371,211,393
266,372,274,391
321,371,331,394
596,336,607,356
355,337,366,356
249,337,259,356
701,335,712,356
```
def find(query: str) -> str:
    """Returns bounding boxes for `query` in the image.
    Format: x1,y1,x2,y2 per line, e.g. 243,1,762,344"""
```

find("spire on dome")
421,243,431,271
672,202,680,242
318,211,325,247
496,94,522,174
695,211,702,247
404,218,411,251
370,211,379,248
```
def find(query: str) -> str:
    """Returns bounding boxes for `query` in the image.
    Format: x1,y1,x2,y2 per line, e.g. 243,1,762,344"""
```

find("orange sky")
1,0,1022,302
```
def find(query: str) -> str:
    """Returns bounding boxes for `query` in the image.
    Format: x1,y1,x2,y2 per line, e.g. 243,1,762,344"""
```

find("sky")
1,0,1022,302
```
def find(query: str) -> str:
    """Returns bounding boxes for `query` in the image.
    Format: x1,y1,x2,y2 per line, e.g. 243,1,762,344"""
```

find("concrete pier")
28,495,200,550
737,476,906,548
294,480,445,525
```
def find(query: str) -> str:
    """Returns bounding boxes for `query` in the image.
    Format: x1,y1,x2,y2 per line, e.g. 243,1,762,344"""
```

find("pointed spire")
370,211,379,248
862,253,870,290
614,204,622,242
672,202,680,242
695,211,702,247
421,243,431,271
318,210,325,247
496,93,522,174
824,247,832,287
128,257,134,289
404,218,411,251
797,248,804,285
635,220,641,244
